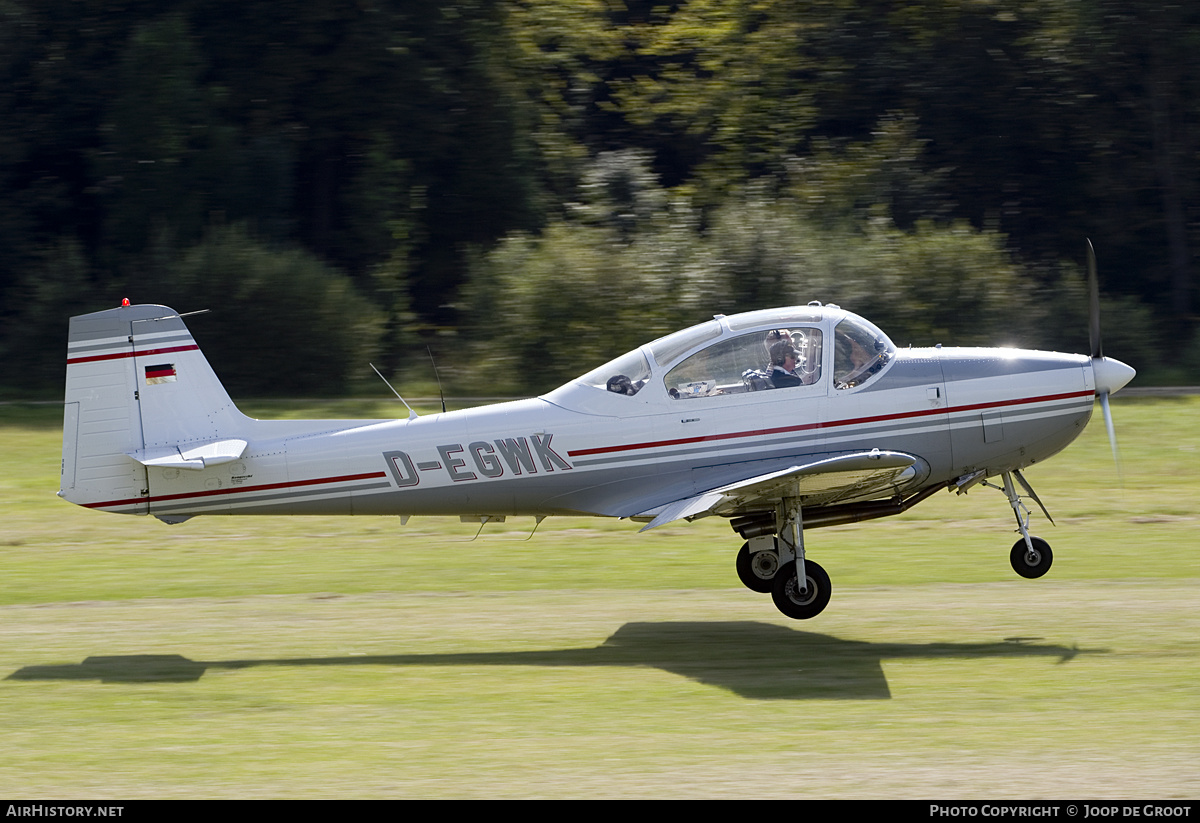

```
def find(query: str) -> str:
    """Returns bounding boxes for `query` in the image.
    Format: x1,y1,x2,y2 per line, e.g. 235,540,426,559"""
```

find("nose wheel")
1010,536,1053,579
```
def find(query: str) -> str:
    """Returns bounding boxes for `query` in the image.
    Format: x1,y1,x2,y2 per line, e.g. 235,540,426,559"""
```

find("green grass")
1,397,1198,798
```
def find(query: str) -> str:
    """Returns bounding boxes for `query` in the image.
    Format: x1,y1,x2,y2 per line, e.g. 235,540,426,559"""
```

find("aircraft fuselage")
85,347,1094,524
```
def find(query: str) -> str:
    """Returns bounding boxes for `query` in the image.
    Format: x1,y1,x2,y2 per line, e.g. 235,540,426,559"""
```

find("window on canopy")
833,316,895,389
578,319,725,398
664,328,823,399
578,349,653,396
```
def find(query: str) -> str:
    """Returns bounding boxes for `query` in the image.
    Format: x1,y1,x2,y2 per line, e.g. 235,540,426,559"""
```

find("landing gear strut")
987,470,1054,579
733,497,831,619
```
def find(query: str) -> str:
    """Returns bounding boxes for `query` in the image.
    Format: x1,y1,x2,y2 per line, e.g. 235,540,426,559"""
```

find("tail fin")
61,303,251,514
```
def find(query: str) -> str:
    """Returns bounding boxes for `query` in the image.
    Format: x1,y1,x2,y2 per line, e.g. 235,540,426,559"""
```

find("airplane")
58,250,1135,621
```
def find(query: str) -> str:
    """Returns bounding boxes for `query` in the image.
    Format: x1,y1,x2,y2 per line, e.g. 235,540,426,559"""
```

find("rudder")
61,303,250,513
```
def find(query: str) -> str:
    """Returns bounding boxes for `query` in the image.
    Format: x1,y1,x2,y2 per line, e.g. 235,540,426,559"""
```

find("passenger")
606,374,640,396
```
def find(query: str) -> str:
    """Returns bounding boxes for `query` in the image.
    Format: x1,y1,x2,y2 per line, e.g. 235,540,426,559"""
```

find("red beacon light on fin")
121,298,130,307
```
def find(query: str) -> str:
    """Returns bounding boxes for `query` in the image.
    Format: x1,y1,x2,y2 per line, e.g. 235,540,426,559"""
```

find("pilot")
762,329,794,380
768,341,803,388
765,328,791,358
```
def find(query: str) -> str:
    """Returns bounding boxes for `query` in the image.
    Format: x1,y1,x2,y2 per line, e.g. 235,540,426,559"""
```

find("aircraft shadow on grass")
6,621,1101,700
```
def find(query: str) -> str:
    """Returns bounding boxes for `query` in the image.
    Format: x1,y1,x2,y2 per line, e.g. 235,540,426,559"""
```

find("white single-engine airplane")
59,251,1134,620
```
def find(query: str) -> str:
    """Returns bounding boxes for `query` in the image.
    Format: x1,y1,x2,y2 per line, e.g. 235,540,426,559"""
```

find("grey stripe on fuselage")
68,331,195,356
946,399,1092,428
572,431,826,467
149,480,395,515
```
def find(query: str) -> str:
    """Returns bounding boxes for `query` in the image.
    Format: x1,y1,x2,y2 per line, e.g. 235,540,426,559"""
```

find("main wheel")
770,559,831,619
1010,537,1053,579
736,540,780,593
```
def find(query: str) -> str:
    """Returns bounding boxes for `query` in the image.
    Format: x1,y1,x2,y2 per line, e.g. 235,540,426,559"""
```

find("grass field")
1,397,1198,798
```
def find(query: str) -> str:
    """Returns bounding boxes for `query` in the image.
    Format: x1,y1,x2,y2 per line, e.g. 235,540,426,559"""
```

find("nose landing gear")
984,470,1054,579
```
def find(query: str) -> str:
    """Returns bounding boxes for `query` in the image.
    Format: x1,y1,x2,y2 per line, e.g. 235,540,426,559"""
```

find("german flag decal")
145,363,177,384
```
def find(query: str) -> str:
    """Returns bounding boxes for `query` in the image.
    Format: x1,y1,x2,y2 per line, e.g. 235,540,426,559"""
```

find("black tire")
1010,537,1053,579
770,559,831,619
736,540,780,593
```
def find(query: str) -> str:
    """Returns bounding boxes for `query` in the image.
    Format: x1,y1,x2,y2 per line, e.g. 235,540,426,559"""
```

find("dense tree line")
1,0,1196,396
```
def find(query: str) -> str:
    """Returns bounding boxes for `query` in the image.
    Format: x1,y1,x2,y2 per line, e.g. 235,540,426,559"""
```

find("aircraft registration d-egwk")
60,270,1134,621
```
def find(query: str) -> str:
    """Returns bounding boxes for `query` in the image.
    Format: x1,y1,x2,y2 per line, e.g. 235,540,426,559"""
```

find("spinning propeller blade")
1099,391,1122,481
1087,239,1102,360
1085,240,1135,480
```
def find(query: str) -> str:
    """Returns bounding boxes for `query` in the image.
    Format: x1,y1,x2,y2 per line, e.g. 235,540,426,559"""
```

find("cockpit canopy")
831,313,895,390
570,305,896,403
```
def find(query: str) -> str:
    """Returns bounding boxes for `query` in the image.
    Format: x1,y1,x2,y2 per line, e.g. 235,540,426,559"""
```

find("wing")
636,450,925,532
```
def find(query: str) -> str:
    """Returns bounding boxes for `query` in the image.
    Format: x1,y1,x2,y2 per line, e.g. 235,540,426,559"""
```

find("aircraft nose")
1092,356,1136,396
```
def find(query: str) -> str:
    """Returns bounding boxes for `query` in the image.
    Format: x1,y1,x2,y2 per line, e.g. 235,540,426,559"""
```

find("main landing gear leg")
770,496,831,619
996,471,1053,579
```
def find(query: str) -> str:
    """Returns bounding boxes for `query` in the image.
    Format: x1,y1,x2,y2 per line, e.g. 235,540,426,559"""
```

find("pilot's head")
770,341,798,368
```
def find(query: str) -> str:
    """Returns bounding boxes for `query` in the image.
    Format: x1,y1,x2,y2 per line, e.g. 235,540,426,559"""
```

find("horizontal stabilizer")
127,439,248,470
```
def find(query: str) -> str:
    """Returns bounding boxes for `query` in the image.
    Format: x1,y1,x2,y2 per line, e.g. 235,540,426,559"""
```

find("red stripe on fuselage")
83,470,388,510
66,344,200,365
566,390,1093,458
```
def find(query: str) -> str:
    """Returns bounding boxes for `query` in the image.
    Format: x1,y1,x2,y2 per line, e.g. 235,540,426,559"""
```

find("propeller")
1086,240,1136,478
